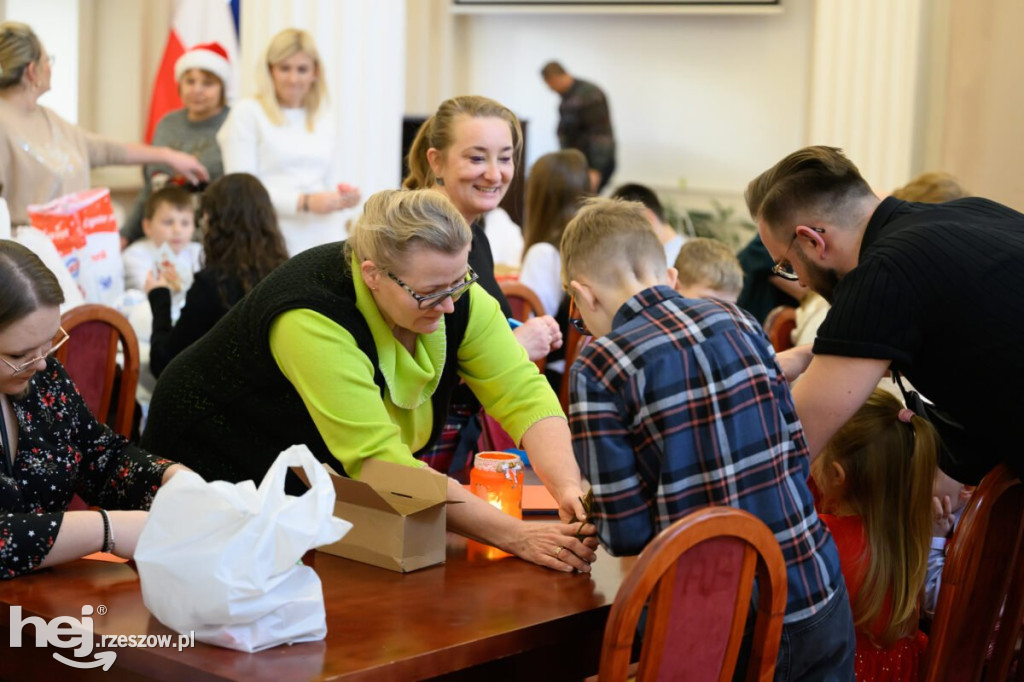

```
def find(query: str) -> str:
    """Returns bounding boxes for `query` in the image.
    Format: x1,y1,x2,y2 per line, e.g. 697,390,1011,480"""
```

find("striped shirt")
569,285,842,623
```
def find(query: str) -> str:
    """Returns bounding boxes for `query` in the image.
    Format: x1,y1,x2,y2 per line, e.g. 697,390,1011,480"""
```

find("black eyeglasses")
568,298,591,336
386,266,479,310
771,226,825,281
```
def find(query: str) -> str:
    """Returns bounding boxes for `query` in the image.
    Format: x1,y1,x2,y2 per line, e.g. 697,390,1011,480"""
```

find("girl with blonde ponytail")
812,388,938,681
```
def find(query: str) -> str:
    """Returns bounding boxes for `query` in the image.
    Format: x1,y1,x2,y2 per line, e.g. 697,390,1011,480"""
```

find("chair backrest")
53,304,139,439
599,507,787,682
763,305,797,352
499,281,545,323
499,280,547,373
559,326,587,413
922,463,1024,682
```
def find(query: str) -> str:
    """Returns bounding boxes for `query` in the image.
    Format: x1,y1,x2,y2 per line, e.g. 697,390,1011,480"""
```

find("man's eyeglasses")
1,327,69,375
771,226,825,281
386,266,479,310
568,298,591,336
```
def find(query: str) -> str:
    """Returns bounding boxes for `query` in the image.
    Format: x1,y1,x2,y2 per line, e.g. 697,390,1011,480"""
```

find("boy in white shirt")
121,186,202,321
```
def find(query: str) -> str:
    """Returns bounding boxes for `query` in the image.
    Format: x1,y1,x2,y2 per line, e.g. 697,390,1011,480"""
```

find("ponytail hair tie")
898,408,915,423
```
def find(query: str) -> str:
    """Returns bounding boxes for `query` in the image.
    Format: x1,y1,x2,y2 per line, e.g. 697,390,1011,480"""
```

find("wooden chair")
500,280,546,322
558,325,587,414
921,463,1024,682
54,304,139,439
598,506,787,682
499,280,548,373
763,305,797,352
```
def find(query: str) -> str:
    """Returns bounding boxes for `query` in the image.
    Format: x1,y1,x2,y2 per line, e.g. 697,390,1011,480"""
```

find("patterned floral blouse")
0,358,173,579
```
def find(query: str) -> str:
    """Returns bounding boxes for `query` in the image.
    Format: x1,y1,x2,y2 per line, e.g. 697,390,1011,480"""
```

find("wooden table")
2,535,635,681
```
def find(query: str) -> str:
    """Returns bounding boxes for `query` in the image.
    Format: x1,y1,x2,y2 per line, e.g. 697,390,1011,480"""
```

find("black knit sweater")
141,242,469,486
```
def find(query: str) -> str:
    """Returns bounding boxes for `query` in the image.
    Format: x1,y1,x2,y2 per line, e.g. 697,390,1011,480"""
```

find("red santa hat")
174,42,231,86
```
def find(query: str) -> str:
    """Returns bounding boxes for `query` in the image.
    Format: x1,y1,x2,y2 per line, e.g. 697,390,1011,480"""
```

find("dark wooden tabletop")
2,534,635,681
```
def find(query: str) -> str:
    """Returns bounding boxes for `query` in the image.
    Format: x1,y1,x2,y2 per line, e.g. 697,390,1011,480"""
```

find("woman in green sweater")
142,189,597,572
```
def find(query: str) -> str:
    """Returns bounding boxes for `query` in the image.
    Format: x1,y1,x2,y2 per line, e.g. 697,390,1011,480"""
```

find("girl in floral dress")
0,240,185,578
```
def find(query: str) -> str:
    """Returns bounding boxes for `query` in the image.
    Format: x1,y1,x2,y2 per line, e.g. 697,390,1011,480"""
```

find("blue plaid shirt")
569,286,842,623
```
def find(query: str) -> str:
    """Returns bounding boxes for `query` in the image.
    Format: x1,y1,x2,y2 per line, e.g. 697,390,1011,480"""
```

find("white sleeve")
218,101,304,217
922,536,948,617
11,226,85,311
323,113,346,188
483,208,524,269
518,243,565,317
216,100,260,176
121,242,154,291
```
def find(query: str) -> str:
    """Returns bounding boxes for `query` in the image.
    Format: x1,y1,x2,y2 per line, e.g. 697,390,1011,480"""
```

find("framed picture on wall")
454,0,779,6
452,1,781,14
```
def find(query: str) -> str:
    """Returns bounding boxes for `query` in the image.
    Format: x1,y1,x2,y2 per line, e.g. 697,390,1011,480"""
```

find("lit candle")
470,452,524,519
467,452,525,560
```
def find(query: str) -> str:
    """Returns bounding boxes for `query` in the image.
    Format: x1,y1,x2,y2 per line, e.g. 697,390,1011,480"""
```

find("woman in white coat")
216,28,360,256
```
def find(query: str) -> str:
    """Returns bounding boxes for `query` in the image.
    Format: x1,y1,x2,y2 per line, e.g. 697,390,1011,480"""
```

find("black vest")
141,242,470,486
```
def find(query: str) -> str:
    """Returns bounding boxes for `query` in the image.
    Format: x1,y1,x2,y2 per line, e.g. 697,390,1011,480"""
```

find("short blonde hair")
256,28,326,131
560,197,666,289
891,172,968,204
345,190,471,273
403,95,523,190
674,238,743,296
0,22,43,90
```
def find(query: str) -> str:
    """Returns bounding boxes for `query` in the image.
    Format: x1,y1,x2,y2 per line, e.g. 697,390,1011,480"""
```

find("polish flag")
144,0,240,143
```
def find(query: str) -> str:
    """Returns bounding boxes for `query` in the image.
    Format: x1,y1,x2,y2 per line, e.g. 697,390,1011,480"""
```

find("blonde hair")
345,190,471,273
891,172,968,203
0,22,43,90
523,149,590,256
256,28,326,131
403,95,523,190
674,238,743,296
815,389,938,647
560,197,666,289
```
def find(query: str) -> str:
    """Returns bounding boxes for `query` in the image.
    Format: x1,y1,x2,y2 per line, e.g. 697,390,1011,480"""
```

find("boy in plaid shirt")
562,198,854,681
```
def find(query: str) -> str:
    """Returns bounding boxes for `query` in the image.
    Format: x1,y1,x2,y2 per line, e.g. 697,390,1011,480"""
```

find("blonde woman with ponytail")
812,388,939,681
402,96,564,474
404,95,562,364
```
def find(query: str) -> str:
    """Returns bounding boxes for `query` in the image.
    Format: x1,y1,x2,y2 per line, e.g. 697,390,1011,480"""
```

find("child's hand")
933,494,955,537
776,344,814,382
159,261,183,292
144,270,172,294
514,316,562,361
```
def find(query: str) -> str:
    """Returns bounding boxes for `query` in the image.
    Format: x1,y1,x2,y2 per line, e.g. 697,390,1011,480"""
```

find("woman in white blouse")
518,149,591,318
216,28,360,257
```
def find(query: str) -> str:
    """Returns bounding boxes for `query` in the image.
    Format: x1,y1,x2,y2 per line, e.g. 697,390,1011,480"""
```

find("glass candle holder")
470,451,525,519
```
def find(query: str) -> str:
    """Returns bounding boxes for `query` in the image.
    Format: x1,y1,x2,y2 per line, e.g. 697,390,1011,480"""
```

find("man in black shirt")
745,145,1024,479
541,61,616,192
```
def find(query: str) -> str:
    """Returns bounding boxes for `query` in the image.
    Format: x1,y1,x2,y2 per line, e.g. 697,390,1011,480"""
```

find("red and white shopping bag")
28,188,124,305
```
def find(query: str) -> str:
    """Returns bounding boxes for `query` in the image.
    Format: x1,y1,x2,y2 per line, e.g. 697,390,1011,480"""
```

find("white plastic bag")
135,445,352,652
